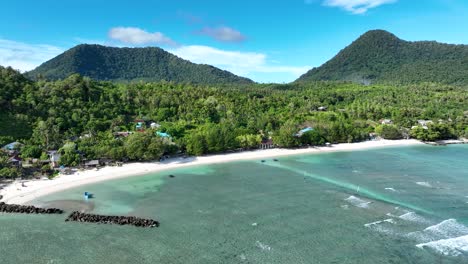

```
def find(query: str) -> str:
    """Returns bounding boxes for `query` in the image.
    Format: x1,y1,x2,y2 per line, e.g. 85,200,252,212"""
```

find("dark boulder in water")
65,211,159,228
0,202,63,214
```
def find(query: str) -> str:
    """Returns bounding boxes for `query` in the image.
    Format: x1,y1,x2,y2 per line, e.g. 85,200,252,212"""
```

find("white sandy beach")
0,139,423,205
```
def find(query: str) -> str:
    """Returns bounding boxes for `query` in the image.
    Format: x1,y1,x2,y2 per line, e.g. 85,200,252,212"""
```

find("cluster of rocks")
0,202,63,214
65,211,160,228
1,202,159,228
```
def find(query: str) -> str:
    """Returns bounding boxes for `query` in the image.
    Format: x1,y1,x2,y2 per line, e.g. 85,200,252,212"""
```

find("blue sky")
1,0,468,83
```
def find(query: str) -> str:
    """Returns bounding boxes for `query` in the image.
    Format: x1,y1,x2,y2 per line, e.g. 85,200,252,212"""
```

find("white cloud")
108,27,177,46
169,45,310,82
0,39,63,72
322,0,397,14
198,26,246,43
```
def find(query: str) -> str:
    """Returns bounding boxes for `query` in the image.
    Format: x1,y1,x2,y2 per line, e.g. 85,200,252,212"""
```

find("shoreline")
0,139,423,205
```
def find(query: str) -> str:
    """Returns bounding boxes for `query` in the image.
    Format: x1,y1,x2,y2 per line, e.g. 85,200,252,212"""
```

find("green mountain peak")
27,44,254,85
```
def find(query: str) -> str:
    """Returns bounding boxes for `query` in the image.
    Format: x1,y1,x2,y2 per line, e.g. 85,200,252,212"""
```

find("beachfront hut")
47,151,61,168
417,120,434,129
84,160,100,168
59,167,72,175
369,133,378,140
100,158,114,166
1,142,23,152
135,119,145,131
260,139,274,149
8,155,22,167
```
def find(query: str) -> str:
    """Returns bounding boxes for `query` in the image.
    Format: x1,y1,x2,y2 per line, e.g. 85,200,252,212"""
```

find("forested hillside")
26,44,254,85
297,30,468,85
0,67,33,140
1,66,467,177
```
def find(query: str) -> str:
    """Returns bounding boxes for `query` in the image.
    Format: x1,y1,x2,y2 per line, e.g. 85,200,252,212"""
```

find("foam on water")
384,187,397,192
416,235,468,256
364,218,397,235
239,254,247,261
364,218,396,227
424,219,468,237
345,196,371,208
255,241,271,251
398,212,431,224
408,219,468,242
416,182,432,188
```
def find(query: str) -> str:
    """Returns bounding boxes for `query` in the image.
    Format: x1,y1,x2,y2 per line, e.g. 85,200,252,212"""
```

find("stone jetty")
65,211,160,228
0,202,63,214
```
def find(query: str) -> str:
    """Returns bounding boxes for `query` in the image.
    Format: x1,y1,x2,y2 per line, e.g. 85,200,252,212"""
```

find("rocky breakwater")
0,202,64,214
65,211,160,228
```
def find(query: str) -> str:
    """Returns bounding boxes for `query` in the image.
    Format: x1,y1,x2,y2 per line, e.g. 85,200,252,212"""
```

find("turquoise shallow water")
1,145,468,263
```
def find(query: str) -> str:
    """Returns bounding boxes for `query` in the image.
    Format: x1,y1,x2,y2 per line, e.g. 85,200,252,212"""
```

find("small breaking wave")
255,241,271,251
345,195,371,208
408,219,468,242
416,182,432,188
340,204,349,210
409,219,468,257
384,187,397,192
398,212,430,224
416,235,468,256
364,218,396,227
424,219,468,238
364,218,396,234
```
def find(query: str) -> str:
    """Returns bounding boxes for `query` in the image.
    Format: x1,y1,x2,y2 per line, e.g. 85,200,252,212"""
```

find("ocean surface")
1,144,468,263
